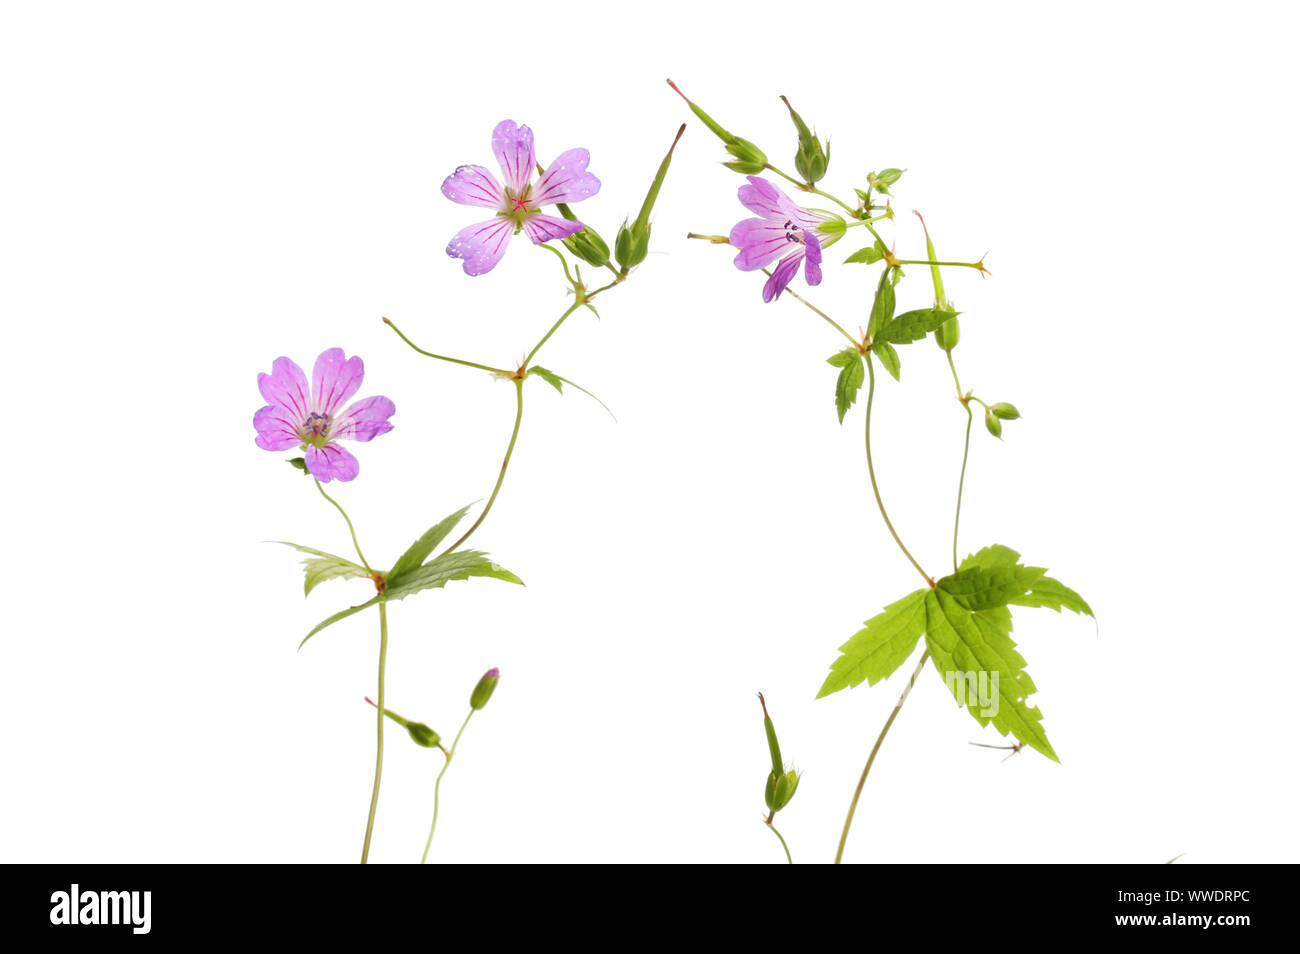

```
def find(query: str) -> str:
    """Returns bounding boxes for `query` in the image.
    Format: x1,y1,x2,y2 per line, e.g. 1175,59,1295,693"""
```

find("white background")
3,1,1297,864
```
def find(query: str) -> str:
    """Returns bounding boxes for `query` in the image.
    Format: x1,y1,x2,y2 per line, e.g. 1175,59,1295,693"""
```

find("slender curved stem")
361,603,388,863
421,710,474,863
314,480,372,573
766,816,793,864
863,355,933,587
382,317,510,377
525,302,583,367
768,277,859,346
835,648,930,863
441,378,525,556
952,410,973,575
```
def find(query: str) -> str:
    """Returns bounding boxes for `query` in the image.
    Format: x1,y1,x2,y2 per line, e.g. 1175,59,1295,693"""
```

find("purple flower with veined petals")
729,176,837,303
254,348,395,483
442,119,601,276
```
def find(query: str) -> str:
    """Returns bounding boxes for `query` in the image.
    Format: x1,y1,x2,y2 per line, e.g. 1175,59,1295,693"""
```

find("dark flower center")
783,219,805,245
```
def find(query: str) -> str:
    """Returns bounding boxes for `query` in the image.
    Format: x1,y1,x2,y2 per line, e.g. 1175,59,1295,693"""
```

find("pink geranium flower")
254,348,395,482
729,176,836,303
442,119,601,275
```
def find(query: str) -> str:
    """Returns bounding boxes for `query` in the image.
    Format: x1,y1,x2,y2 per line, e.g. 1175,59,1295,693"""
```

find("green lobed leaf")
924,588,1058,761
1009,577,1094,617
275,542,370,597
845,241,886,265
301,596,380,649
826,347,858,368
877,307,960,346
381,550,523,604
874,342,901,381
866,269,896,339
387,504,473,584
937,563,1046,611
831,350,865,423
817,589,928,698
959,545,1093,616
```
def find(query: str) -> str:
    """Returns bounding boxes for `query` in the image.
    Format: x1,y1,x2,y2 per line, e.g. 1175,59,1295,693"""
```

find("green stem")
524,302,583,367
863,355,933,587
421,709,474,863
314,480,372,574
361,603,388,863
765,274,859,346
890,259,985,271
835,648,929,864
766,815,793,864
764,163,859,218
382,317,510,377
441,378,525,556
948,351,972,574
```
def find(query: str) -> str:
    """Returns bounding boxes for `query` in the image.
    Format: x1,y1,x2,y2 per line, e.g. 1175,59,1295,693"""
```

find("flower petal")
446,217,515,276
521,213,584,245
254,404,301,451
312,348,365,417
442,164,505,209
257,356,310,419
333,395,396,443
738,176,799,219
803,232,823,287
729,217,790,271
762,251,803,303
531,148,600,206
492,120,535,195
305,443,360,483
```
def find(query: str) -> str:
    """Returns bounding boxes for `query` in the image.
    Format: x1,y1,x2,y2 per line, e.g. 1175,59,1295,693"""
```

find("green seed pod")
615,222,650,270
990,402,1021,420
775,769,799,810
934,315,961,351
469,667,500,711
782,95,830,184
764,770,778,812
406,722,442,749
984,410,1003,439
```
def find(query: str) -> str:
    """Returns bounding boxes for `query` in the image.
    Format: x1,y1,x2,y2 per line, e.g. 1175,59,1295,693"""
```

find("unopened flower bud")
781,95,830,184
984,410,1003,439
554,201,611,268
469,667,500,710
990,402,1020,420
365,697,441,749
721,138,768,175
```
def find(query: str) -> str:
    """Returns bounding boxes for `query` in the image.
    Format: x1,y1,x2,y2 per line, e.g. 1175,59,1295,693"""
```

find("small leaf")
381,550,523,604
959,544,1021,572
877,307,959,346
529,366,616,421
388,505,473,584
826,347,859,368
925,588,1058,761
874,342,901,381
832,351,865,423
275,542,369,597
845,241,886,265
817,589,928,698
528,366,564,393
1010,576,1094,617
301,596,380,648
866,269,895,338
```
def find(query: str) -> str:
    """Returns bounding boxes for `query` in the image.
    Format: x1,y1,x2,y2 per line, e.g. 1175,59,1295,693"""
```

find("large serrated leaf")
275,542,370,597
817,588,929,697
924,588,1058,761
381,550,523,603
959,544,1022,571
877,307,959,345
388,505,473,584
300,596,380,648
